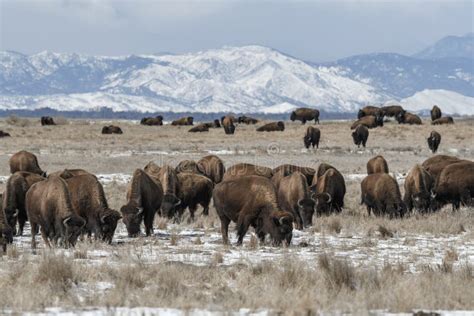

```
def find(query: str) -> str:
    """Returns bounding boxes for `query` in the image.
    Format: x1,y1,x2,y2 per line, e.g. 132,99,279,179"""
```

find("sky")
0,0,473,62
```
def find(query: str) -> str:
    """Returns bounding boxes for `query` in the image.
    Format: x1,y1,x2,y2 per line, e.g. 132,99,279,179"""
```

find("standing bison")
26,176,86,249
213,176,293,246
403,165,434,213
176,173,214,220
9,150,46,176
421,155,463,181
197,155,225,184
256,121,285,132
120,169,163,237
352,125,369,148
360,173,405,218
41,116,55,126
350,115,383,129
367,155,389,174
290,108,320,124
156,165,181,219
222,116,236,135
223,163,273,181
427,131,441,153
312,169,345,215
303,126,320,149
431,106,442,121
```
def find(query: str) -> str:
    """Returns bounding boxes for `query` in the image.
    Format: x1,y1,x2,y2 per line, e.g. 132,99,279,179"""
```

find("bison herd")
1,146,472,252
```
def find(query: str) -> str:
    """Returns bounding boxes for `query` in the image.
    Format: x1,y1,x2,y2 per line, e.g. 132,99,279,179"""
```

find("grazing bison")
144,161,161,178
156,165,181,219
175,160,201,174
357,106,383,119
171,117,194,126
352,124,369,148
314,163,338,180
65,174,121,243
0,195,13,251
223,163,273,181
403,165,434,213
176,173,214,220
290,108,320,124
213,176,293,245
222,116,236,135
238,116,259,124
188,124,209,133
221,115,236,125
360,173,405,218
367,155,389,174
432,161,474,211
381,105,404,118
432,117,454,125
421,155,463,181
26,176,86,249
9,150,46,177
0,131,11,138
48,168,94,179
303,126,320,149
197,155,225,184
431,106,442,121
120,169,163,237
41,116,55,126
203,119,221,128
312,169,345,215
256,121,285,132
350,115,383,130
140,116,163,126
278,172,315,229
101,125,123,134
2,172,45,237
396,111,422,125
427,131,442,153
272,164,315,186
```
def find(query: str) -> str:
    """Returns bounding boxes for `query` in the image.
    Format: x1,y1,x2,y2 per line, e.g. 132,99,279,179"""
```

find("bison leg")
188,205,197,222
31,222,37,250
18,216,27,236
301,119,306,124
218,215,231,245
144,210,155,236
40,226,51,249
236,213,254,246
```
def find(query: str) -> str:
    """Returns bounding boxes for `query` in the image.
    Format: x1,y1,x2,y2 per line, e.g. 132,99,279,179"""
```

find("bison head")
375,115,384,127
351,130,361,146
120,204,144,237
313,192,332,215
62,215,86,248
263,211,293,246
277,121,285,131
98,208,122,243
395,111,406,124
160,194,181,219
412,192,431,212
290,111,296,121
386,202,406,218
298,198,316,228
303,135,312,149
357,109,365,119
1,224,13,244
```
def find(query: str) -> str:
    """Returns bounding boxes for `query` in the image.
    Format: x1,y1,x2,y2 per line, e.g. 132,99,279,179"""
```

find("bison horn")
100,214,108,224
324,193,332,203
136,207,144,215
297,199,304,208
63,216,71,226
13,210,19,218
174,199,182,207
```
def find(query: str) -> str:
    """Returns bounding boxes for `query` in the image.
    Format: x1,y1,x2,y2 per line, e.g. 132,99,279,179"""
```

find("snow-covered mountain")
413,33,473,60
0,38,473,114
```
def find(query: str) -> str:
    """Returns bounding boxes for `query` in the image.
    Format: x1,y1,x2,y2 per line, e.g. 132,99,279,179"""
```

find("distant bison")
350,115,383,129
396,111,422,125
312,169,345,215
221,115,236,125
101,125,123,134
188,124,209,133
358,106,383,119
9,150,46,177
432,117,454,125
213,175,293,245
41,116,55,126
360,173,405,218
171,117,194,126
222,116,236,135
422,155,463,181
223,163,273,181
256,121,285,132
197,155,225,184
203,119,221,128
303,126,320,149
403,165,434,213
140,116,163,126
176,172,214,220
352,125,369,148
0,131,11,138
381,105,404,118
431,106,442,121
290,108,320,124
238,116,259,124
367,155,389,174
427,131,441,153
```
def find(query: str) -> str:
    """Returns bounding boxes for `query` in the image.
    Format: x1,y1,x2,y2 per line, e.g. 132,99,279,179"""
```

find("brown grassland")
0,116,473,314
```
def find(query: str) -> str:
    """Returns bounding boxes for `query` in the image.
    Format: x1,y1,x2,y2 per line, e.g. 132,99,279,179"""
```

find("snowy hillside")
400,89,474,115
413,33,474,60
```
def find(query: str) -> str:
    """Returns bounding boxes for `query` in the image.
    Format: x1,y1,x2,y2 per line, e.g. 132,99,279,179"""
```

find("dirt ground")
0,116,473,314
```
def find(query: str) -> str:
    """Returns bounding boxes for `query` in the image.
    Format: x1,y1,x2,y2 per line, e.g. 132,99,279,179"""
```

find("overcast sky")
1,0,472,62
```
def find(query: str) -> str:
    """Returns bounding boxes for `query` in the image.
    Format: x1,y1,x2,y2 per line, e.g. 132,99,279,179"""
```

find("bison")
352,124,369,148
9,150,46,177
312,169,345,215
431,106,442,121
360,173,405,218
203,119,221,128
197,155,225,184
188,124,209,133
2,171,45,237
357,106,383,119
175,160,201,174
350,115,383,130
144,161,161,178
213,175,293,245
221,115,236,125
156,165,181,219
403,165,434,213
176,172,214,220
48,168,94,179
367,155,389,174
238,116,259,124
0,130,11,138
427,131,442,154
303,126,320,149
421,155,463,181
171,117,194,126
257,121,285,132
41,116,55,126
26,176,86,249
381,105,404,118
65,174,121,243
272,164,315,186
432,117,454,125
0,195,13,251
223,163,273,181
278,172,315,229
432,161,474,211
102,125,123,134
290,108,320,124
396,111,422,125
120,169,163,237
141,116,163,126
222,116,236,135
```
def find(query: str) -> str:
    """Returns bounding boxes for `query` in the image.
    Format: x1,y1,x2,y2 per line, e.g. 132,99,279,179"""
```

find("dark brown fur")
238,116,259,124
223,163,273,181
421,155,462,181
156,165,181,219
144,161,162,178
197,155,225,184
102,125,123,134
433,161,474,211
171,117,194,126
431,106,442,121
432,117,454,125
272,164,315,186
427,131,441,153
350,115,383,129
290,108,320,124
0,131,11,138
256,121,285,132
48,168,94,180
140,116,163,126
360,173,405,218
313,169,345,215
357,106,383,119
175,160,201,174
303,126,320,149
176,173,214,220
396,111,422,125
403,165,434,212
41,116,55,126
381,105,404,118
367,155,389,174
188,124,209,133
9,150,46,176
352,124,369,148
222,116,236,135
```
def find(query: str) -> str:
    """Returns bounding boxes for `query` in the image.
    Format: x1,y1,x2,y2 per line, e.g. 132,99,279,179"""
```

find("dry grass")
5,115,30,127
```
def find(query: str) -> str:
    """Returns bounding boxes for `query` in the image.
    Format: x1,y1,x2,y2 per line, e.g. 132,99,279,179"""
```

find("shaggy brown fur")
272,164,315,186
427,131,442,153
421,155,463,181
350,115,383,129
433,161,474,211
9,150,46,176
197,155,225,184
432,117,454,125
101,125,123,134
188,124,209,133
381,105,404,118
41,116,55,126
303,126,320,149
48,169,94,179
431,106,442,121
256,121,285,132
175,160,201,174
352,124,369,148
312,169,345,215
222,116,236,135
0,130,11,137
396,112,422,125
357,106,383,119
140,116,163,126
176,172,214,220
223,163,273,181
403,165,434,213
238,116,259,124
171,117,194,126
156,165,181,219
360,173,405,218
290,108,320,124
367,155,389,174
